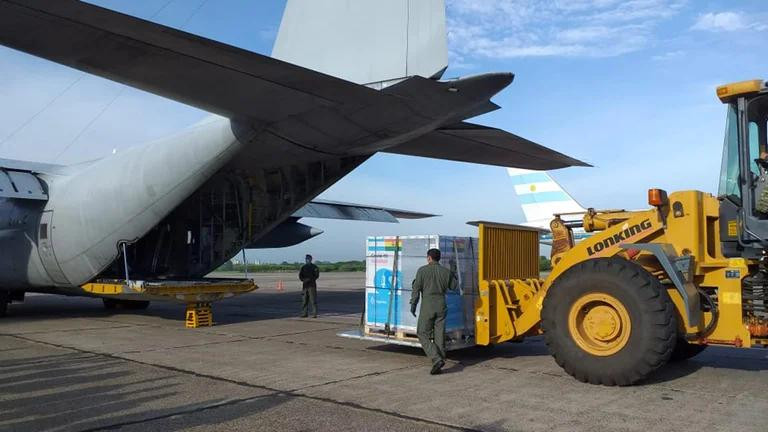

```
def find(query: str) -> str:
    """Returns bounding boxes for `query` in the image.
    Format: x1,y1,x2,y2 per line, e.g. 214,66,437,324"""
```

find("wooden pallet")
365,326,468,343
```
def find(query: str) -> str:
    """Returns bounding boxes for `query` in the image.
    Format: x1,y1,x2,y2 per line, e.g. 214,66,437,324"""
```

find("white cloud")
651,50,685,61
691,11,767,32
446,0,686,59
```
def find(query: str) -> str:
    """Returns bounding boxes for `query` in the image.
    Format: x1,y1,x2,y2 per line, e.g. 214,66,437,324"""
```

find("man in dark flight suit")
299,254,320,318
410,248,456,375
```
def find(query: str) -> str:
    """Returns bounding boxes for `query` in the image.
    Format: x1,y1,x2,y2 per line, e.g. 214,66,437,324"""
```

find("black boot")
430,360,445,375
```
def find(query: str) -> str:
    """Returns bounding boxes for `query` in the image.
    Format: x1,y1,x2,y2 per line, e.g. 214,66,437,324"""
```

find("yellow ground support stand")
81,278,257,328
185,303,213,328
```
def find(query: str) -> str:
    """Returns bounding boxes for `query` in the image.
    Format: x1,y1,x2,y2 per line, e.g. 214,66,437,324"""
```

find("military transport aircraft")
0,0,586,315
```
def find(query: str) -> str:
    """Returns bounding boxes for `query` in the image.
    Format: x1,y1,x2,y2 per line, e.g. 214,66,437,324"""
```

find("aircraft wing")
293,200,436,223
385,122,590,170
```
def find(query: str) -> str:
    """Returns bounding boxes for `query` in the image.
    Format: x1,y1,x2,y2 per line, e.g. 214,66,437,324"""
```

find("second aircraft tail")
507,168,586,230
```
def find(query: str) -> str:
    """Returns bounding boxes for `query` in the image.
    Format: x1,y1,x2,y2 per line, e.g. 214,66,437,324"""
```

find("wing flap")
0,168,47,200
293,200,436,222
0,157,69,175
384,122,590,170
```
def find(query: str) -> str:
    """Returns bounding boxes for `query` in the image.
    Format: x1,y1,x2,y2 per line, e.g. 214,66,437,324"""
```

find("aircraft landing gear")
102,298,150,310
0,291,9,318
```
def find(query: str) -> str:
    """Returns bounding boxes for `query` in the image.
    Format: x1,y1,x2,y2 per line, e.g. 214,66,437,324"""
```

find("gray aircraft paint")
273,0,448,86
40,118,243,286
0,0,585,298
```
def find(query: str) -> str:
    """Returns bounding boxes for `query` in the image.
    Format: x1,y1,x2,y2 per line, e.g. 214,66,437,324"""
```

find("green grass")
216,256,552,273
216,260,365,273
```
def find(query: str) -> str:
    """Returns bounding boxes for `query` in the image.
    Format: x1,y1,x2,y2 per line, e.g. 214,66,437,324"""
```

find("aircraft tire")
541,257,676,386
0,290,8,317
124,300,150,310
103,299,149,310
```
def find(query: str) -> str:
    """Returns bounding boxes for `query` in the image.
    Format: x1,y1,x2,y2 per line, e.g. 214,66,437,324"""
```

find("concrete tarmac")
2,272,768,432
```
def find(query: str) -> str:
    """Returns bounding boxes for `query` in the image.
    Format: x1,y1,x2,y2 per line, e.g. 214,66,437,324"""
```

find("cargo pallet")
339,325,475,350
340,222,541,351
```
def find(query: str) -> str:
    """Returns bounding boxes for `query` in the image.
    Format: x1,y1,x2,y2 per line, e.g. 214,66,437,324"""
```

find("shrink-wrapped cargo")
364,235,477,347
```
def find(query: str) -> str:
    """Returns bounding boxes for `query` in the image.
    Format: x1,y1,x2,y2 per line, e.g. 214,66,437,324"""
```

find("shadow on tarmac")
3,290,363,325
0,351,291,431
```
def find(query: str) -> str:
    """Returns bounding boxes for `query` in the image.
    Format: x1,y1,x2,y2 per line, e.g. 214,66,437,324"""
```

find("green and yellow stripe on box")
367,237,402,252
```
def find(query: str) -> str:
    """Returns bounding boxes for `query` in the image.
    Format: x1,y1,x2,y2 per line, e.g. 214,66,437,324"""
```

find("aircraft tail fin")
272,0,448,87
507,168,586,229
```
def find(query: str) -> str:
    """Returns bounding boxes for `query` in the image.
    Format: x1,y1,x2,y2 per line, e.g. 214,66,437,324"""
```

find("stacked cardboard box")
364,235,477,343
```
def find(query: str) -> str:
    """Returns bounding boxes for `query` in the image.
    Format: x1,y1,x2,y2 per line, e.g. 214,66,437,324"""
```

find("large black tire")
670,338,707,362
541,257,677,386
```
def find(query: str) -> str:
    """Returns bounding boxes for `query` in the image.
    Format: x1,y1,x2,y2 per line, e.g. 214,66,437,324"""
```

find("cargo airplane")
0,0,586,315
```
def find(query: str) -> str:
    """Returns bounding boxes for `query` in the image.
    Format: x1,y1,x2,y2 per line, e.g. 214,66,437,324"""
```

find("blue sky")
0,0,766,262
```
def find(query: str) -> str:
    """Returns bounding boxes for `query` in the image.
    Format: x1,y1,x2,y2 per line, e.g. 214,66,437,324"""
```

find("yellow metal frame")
81,279,256,299
81,281,124,295
81,278,257,328
475,222,543,345
186,303,213,328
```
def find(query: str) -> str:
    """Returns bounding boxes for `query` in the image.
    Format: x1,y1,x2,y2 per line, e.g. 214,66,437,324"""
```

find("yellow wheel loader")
472,80,768,385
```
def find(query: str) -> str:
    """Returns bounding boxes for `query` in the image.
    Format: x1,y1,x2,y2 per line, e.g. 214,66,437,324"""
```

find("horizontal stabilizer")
294,200,436,223
0,0,378,123
385,122,589,170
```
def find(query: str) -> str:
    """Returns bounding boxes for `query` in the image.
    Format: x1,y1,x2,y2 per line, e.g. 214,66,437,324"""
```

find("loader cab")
718,80,768,257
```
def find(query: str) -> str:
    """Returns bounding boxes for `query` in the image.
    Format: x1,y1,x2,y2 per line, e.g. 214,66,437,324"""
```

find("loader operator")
299,254,320,318
410,248,457,375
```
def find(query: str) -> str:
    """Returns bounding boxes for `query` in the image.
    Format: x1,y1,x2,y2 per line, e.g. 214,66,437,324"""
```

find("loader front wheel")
542,257,676,386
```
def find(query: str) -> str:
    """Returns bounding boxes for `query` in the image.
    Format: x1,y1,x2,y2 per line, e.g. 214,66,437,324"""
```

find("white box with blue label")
364,235,478,345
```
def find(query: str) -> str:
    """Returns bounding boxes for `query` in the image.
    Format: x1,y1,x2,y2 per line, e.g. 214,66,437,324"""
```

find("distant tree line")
539,256,552,271
216,260,366,273
216,257,552,273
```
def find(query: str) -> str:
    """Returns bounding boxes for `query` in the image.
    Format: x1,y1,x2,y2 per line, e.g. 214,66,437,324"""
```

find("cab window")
718,104,741,200
749,122,760,177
